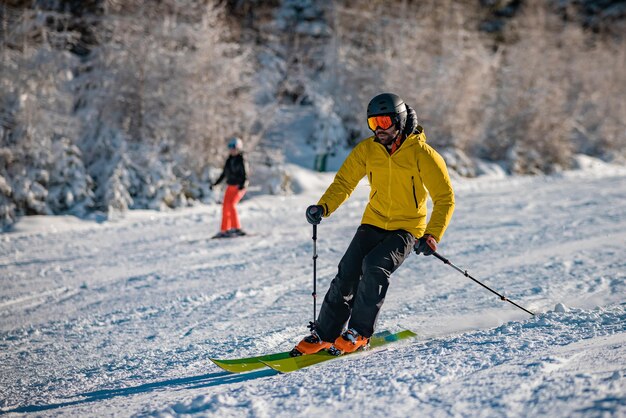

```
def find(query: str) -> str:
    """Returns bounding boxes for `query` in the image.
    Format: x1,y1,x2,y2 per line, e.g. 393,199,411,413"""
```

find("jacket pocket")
370,171,377,199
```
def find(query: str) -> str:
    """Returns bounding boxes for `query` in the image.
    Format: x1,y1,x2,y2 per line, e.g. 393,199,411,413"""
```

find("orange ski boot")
290,331,332,357
332,328,370,354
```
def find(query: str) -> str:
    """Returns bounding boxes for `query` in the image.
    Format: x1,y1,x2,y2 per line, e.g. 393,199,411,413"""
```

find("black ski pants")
315,224,415,341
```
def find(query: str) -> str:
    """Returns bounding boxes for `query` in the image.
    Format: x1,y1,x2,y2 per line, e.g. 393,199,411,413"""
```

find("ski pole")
312,224,318,322
432,251,535,316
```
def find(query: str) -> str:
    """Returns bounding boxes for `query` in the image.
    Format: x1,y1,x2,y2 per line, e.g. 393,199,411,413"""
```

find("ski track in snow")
0,171,625,417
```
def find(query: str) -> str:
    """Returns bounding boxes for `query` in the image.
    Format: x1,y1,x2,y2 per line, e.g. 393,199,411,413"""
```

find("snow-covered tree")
0,0,257,228
47,136,94,215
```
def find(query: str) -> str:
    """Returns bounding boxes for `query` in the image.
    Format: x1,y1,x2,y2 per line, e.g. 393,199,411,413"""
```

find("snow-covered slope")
1,165,625,417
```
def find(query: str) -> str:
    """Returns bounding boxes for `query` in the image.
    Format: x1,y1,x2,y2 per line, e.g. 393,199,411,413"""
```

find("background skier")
293,93,455,356
212,137,249,238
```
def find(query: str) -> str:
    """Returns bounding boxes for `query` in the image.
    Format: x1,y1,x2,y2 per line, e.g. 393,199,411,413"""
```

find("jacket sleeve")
213,161,227,186
418,145,455,242
317,142,367,216
239,155,249,189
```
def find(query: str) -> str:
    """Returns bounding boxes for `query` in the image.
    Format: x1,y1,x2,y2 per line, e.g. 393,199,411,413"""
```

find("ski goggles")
367,115,394,131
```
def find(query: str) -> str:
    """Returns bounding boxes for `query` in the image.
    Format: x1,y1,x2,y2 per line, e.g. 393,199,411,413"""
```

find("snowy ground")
1,162,625,417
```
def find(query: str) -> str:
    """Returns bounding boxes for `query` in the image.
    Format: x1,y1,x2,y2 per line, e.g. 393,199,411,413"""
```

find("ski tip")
209,358,232,372
209,358,265,373
209,358,237,373
209,351,293,373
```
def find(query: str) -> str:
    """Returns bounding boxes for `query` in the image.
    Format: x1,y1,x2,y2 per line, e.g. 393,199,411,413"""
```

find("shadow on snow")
1,368,278,415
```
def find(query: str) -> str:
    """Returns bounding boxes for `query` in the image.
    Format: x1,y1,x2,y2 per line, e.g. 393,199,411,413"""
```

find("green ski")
260,329,417,373
210,330,394,373
210,351,292,373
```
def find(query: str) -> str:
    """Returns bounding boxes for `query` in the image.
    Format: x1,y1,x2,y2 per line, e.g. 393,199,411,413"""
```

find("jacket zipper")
385,158,392,228
411,176,419,208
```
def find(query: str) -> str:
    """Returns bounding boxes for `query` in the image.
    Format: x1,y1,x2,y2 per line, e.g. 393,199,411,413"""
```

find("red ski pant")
221,185,246,232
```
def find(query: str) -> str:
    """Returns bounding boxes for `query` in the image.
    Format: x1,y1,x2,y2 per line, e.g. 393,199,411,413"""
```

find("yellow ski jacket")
318,128,455,242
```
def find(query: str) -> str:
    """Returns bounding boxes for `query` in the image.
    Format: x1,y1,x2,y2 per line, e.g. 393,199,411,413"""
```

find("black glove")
305,205,324,225
209,183,214,191
238,184,245,190
414,234,437,256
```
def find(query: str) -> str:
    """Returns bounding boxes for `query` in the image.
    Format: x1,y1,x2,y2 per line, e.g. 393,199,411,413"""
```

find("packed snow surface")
1,164,625,417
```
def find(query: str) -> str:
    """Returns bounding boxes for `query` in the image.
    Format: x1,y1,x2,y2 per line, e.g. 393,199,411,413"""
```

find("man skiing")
292,93,455,356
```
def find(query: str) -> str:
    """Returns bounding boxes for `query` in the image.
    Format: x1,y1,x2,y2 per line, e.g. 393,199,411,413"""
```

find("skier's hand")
305,205,324,225
414,234,437,256
209,183,214,191
238,184,245,190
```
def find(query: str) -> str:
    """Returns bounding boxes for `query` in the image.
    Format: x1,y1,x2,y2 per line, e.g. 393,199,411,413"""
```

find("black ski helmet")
366,93,407,131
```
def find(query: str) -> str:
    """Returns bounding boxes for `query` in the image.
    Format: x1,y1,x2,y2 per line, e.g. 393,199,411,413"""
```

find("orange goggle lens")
367,115,394,131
